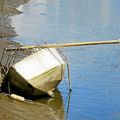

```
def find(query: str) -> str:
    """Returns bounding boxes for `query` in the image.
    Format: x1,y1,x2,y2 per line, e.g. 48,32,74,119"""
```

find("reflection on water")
0,89,66,120
36,90,72,120
36,90,65,120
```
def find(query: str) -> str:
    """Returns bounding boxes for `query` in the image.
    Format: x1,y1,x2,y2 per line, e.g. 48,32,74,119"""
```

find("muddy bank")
0,0,29,37
0,0,29,14
0,15,17,38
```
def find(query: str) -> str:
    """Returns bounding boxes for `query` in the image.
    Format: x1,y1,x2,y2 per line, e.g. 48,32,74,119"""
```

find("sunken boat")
1,46,66,98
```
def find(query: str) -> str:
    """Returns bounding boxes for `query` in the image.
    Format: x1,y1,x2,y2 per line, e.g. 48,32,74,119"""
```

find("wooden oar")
6,39,120,51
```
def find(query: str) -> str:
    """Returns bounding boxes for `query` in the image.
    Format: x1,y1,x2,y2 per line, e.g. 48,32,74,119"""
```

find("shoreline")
0,0,29,38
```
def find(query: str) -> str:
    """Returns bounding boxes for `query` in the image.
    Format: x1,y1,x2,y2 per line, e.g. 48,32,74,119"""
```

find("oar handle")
41,40,120,48
6,39,120,51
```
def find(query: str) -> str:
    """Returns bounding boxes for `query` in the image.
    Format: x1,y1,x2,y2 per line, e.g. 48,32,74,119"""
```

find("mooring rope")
67,62,72,91
57,49,72,91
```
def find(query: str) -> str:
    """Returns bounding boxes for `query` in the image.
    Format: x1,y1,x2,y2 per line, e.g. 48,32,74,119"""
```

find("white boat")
1,48,65,98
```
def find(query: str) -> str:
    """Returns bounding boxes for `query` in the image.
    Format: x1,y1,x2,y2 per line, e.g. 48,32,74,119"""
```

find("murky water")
1,0,120,120
0,90,63,120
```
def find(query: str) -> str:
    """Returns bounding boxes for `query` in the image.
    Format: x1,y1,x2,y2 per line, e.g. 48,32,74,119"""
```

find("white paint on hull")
13,48,65,81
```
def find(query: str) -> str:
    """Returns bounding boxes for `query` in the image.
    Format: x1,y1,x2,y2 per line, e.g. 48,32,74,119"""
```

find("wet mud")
0,93,61,120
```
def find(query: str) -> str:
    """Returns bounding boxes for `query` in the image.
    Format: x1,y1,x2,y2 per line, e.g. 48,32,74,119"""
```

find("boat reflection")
65,91,71,120
36,89,65,120
35,89,71,120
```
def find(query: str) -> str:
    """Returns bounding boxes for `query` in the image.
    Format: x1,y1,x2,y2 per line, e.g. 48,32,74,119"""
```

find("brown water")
0,90,64,120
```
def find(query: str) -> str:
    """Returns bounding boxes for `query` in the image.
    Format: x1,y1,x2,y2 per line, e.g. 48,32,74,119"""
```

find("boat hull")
2,48,65,98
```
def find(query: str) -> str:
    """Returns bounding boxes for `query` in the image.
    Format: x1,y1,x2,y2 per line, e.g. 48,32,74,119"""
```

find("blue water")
12,0,120,120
